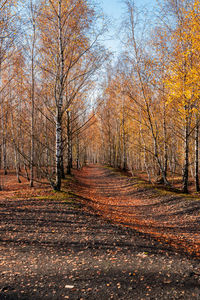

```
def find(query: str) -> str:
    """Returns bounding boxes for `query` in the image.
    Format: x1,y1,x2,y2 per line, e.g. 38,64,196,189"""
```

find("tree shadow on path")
0,187,200,299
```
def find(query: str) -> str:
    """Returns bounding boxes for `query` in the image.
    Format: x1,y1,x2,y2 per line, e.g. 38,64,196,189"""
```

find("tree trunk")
163,103,168,178
61,152,65,179
141,129,151,183
54,0,64,191
182,117,189,193
67,111,72,175
108,125,112,166
1,109,8,175
76,133,80,169
55,108,62,190
195,114,199,192
30,6,36,187
122,99,127,170
11,113,21,183
24,163,30,181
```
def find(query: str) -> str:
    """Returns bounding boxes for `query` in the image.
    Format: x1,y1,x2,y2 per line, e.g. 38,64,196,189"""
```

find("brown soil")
0,165,200,299
72,165,200,257
0,170,51,201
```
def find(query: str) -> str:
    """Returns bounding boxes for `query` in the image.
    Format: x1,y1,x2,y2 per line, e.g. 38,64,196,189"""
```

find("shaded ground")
72,165,200,257
0,165,199,299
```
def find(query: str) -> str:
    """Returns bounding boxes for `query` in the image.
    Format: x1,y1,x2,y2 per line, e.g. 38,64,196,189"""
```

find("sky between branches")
100,0,157,55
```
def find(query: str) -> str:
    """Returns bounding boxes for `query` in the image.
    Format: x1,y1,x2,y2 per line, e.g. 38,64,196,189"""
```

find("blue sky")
101,0,155,16
100,0,124,53
100,0,156,54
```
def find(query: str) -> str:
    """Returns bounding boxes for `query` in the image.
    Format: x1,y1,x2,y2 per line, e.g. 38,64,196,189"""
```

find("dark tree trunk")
61,153,65,179
163,104,168,178
122,100,127,171
67,111,72,175
182,118,189,193
195,115,199,192
55,109,62,191
76,134,80,169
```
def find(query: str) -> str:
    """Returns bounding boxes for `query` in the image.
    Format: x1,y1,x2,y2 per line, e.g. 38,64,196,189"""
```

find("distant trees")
0,0,107,191
38,0,106,190
86,0,200,193
1,0,200,194
0,0,20,187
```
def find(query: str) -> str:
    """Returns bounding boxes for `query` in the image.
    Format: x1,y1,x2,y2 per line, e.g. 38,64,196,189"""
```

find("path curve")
0,166,199,299
73,165,200,257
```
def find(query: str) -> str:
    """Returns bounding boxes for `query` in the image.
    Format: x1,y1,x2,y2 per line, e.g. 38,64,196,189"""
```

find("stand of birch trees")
1,0,200,193
0,0,107,191
85,0,200,193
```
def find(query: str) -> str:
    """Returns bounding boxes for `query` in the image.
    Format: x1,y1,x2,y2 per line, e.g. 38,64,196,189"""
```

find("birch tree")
38,0,107,190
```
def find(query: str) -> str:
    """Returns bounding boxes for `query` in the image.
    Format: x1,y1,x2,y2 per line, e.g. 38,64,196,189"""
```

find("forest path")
0,165,199,299
72,164,200,256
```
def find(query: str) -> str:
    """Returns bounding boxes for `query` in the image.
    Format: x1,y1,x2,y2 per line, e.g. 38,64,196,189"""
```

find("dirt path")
72,165,200,257
0,166,199,299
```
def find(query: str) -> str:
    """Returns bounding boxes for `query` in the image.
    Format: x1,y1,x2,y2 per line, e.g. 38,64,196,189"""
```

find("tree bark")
67,111,72,175
163,103,168,178
1,108,8,175
182,116,189,193
54,0,64,191
195,114,199,192
61,152,65,179
11,113,21,183
30,0,36,187
122,99,127,170
76,133,80,169
55,109,62,190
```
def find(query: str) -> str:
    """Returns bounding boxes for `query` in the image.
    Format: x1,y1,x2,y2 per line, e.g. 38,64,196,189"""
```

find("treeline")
0,0,107,190
1,0,200,194
87,0,200,193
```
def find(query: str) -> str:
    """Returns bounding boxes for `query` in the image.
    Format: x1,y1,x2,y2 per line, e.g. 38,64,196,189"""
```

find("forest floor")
0,165,200,299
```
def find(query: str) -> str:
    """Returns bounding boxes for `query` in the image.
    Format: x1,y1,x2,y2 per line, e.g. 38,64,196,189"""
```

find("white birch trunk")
55,0,64,190
30,0,36,187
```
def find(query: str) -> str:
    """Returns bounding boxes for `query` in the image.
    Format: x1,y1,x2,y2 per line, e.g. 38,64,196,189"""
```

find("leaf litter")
0,165,199,299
